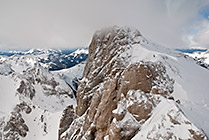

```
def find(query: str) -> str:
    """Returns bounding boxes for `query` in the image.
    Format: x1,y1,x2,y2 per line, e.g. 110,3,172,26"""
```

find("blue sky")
200,5,209,20
186,4,209,49
189,29,199,34
188,7,209,35
0,0,209,49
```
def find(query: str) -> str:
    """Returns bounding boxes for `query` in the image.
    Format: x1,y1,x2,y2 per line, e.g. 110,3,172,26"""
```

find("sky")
0,0,209,50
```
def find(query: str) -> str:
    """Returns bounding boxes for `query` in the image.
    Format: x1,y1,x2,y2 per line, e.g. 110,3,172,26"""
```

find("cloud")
184,4,209,49
186,20,209,49
0,0,208,49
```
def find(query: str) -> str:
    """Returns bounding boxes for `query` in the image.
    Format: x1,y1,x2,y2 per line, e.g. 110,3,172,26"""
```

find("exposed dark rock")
3,102,31,140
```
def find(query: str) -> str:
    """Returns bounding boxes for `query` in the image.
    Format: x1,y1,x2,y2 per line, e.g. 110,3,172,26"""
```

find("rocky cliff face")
59,27,208,140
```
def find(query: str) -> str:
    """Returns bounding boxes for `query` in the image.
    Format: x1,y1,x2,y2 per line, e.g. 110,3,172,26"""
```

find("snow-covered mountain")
1,26,209,140
0,48,87,140
52,62,85,95
176,48,209,69
0,48,88,71
60,26,209,140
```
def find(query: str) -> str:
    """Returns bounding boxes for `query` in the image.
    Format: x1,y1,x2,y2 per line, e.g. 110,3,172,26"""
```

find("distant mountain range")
176,48,209,69
0,48,88,71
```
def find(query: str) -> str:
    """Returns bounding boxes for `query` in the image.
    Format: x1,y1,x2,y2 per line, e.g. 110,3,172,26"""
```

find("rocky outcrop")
17,67,74,99
132,98,208,140
59,105,77,139
0,62,14,76
1,102,31,140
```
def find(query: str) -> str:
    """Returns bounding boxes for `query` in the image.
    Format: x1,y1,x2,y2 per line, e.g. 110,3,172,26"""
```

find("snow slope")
52,62,85,93
0,75,20,117
186,49,209,64
116,28,209,138
0,49,81,139
133,98,207,140
179,49,209,69
124,36,209,137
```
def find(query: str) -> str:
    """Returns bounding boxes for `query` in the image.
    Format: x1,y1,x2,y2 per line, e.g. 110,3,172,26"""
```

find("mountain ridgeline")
0,26,209,140
0,48,88,71
59,27,209,140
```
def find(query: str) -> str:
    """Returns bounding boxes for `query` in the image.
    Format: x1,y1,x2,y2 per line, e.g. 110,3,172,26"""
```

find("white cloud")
0,0,208,49
186,20,209,49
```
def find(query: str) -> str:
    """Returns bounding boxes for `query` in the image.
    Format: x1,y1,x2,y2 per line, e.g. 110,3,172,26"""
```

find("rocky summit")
59,26,209,140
